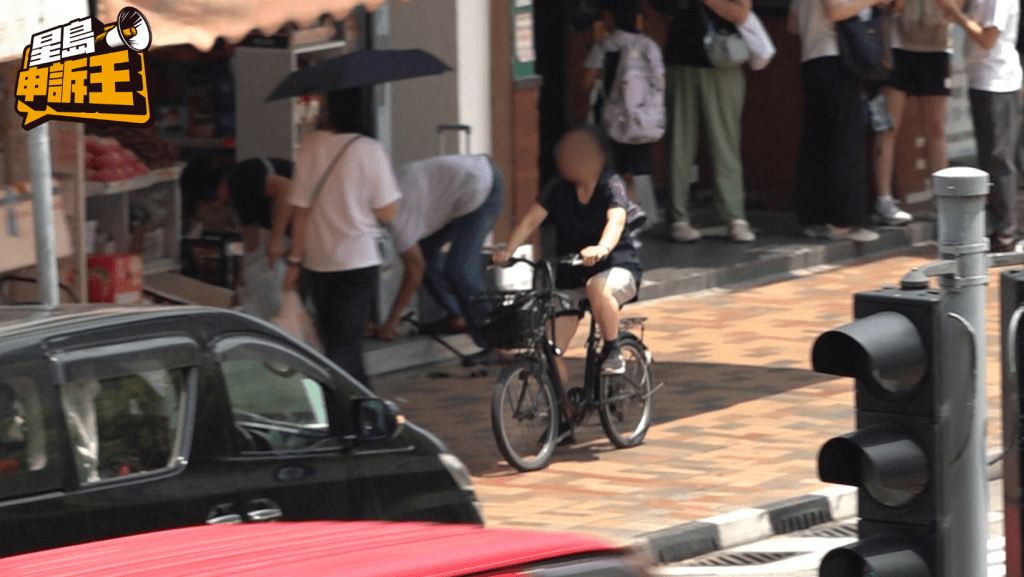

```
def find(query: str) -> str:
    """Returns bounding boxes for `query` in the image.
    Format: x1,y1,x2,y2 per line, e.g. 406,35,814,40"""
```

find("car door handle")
206,513,244,524
245,508,284,522
207,503,243,525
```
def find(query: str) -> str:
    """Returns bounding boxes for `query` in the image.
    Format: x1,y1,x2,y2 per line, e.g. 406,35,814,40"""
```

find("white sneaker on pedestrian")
826,224,880,242
729,219,756,242
873,196,913,226
670,221,702,243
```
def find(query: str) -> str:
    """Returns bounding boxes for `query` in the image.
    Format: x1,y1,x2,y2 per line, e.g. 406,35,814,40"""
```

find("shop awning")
96,0,386,52
1,0,89,63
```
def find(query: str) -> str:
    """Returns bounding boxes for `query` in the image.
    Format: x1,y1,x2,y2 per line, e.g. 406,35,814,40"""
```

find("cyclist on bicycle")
493,124,642,379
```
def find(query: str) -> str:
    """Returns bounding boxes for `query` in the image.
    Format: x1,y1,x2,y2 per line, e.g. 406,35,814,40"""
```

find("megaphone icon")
97,7,152,52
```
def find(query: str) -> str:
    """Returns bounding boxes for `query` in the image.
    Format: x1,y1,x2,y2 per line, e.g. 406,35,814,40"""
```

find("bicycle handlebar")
492,255,585,268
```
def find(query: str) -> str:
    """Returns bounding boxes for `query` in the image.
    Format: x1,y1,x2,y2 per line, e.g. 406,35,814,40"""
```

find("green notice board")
511,0,538,80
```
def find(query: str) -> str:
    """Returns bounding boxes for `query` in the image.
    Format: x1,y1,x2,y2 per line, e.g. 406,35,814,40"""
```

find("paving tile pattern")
375,250,1010,543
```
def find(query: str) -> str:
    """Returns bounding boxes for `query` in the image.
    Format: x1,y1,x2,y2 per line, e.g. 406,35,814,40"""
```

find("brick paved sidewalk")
374,248,1007,544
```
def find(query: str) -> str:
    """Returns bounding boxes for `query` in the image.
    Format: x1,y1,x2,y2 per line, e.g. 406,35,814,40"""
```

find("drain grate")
679,551,802,567
793,521,858,539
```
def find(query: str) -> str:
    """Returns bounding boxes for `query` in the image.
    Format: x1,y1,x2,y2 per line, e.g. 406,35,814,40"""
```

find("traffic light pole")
931,167,989,577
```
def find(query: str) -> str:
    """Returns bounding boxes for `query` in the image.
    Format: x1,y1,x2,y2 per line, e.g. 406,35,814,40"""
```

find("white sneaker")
873,196,913,226
602,350,626,375
670,221,702,243
729,219,756,242
825,224,880,242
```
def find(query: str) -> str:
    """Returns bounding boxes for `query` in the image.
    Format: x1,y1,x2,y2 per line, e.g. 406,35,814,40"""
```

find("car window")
61,368,187,483
219,359,334,453
0,360,62,498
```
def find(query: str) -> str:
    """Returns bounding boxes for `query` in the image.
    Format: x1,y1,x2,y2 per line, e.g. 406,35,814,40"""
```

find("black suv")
0,305,482,557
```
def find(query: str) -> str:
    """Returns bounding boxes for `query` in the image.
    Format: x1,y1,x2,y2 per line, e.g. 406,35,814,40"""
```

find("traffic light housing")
812,287,943,577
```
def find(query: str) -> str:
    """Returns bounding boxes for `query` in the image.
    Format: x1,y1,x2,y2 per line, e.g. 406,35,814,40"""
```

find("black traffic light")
812,287,943,577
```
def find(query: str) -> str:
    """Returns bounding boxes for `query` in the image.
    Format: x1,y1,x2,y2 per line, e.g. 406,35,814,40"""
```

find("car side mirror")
351,399,404,443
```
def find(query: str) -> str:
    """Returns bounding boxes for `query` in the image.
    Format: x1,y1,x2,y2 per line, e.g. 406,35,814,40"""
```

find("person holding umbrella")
271,48,453,388
282,88,402,389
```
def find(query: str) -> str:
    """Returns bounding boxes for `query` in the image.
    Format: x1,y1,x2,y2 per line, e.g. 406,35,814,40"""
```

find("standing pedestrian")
937,0,1021,251
283,88,402,388
871,0,954,226
377,154,505,348
789,0,886,242
651,0,756,244
583,0,665,207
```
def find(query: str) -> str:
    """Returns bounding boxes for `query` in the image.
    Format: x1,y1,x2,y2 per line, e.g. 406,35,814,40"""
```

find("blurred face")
555,130,606,184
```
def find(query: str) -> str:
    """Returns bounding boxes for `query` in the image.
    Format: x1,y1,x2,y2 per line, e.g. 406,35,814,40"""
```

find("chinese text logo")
14,7,153,130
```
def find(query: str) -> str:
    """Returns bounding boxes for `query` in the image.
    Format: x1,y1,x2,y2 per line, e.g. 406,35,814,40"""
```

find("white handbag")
737,12,777,71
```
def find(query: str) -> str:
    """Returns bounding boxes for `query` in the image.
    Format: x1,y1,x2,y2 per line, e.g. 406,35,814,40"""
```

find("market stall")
1,0,386,306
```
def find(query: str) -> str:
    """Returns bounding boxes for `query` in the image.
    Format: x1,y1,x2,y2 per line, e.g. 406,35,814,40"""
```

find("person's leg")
306,267,378,388
417,226,463,323
699,66,748,225
921,95,948,174
442,172,506,341
873,86,907,198
827,61,869,230
872,86,914,225
667,66,701,238
972,89,1020,241
797,59,829,229
586,268,638,374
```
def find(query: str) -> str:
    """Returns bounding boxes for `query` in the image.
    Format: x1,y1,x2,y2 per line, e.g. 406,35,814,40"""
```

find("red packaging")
88,255,144,304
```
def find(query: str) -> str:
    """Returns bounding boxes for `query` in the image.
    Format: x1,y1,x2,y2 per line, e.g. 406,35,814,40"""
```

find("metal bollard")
26,124,59,308
933,166,989,577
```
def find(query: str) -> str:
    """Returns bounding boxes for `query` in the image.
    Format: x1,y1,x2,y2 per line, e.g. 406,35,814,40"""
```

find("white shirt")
391,155,494,253
289,131,402,272
795,0,840,62
964,0,1022,92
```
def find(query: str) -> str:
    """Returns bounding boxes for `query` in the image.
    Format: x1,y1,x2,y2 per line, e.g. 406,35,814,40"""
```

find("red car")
1,521,652,577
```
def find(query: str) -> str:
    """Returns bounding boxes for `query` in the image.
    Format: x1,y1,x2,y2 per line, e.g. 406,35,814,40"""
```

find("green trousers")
666,65,747,224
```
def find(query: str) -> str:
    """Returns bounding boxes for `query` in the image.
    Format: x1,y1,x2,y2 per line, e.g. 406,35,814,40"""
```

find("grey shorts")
561,267,638,309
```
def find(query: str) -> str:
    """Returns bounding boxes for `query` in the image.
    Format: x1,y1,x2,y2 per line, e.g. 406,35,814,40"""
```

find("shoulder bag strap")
308,135,362,210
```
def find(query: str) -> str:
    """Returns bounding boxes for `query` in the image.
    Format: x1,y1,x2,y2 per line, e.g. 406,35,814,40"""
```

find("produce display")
85,126,179,182
86,136,151,182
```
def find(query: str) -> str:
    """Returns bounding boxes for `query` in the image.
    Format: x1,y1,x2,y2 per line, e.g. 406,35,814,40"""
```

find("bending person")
378,154,505,345
217,157,294,320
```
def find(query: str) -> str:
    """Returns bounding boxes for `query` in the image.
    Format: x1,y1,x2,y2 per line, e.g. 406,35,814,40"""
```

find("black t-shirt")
651,0,735,68
228,157,294,229
538,171,642,289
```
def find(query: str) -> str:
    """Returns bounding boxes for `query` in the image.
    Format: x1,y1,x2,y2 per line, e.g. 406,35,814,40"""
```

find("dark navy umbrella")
266,48,452,101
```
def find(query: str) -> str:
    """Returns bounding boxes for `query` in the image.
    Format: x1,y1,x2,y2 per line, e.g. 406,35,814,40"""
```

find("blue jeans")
419,160,505,346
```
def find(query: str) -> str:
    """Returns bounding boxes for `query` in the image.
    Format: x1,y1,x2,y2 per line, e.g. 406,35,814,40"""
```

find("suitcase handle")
437,124,472,155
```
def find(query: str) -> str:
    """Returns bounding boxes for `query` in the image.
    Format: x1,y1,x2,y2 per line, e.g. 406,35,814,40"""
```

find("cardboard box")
0,190,74,274
88,254,143,304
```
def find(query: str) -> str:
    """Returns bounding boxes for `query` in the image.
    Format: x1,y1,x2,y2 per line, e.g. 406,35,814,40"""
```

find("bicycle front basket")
478,292,545,349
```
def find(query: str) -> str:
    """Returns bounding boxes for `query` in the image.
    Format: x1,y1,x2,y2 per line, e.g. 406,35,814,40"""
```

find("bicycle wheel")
491,360,558,472
599,336,652,448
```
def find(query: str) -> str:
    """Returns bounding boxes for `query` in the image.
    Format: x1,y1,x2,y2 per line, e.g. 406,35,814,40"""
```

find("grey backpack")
600,34,667,145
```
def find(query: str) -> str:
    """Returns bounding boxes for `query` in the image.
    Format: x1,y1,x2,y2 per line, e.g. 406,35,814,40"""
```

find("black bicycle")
478,256,654,472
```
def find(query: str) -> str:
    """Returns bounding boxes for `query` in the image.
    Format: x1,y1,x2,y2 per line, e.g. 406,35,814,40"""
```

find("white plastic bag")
737,12,776,71
270,290,324,353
